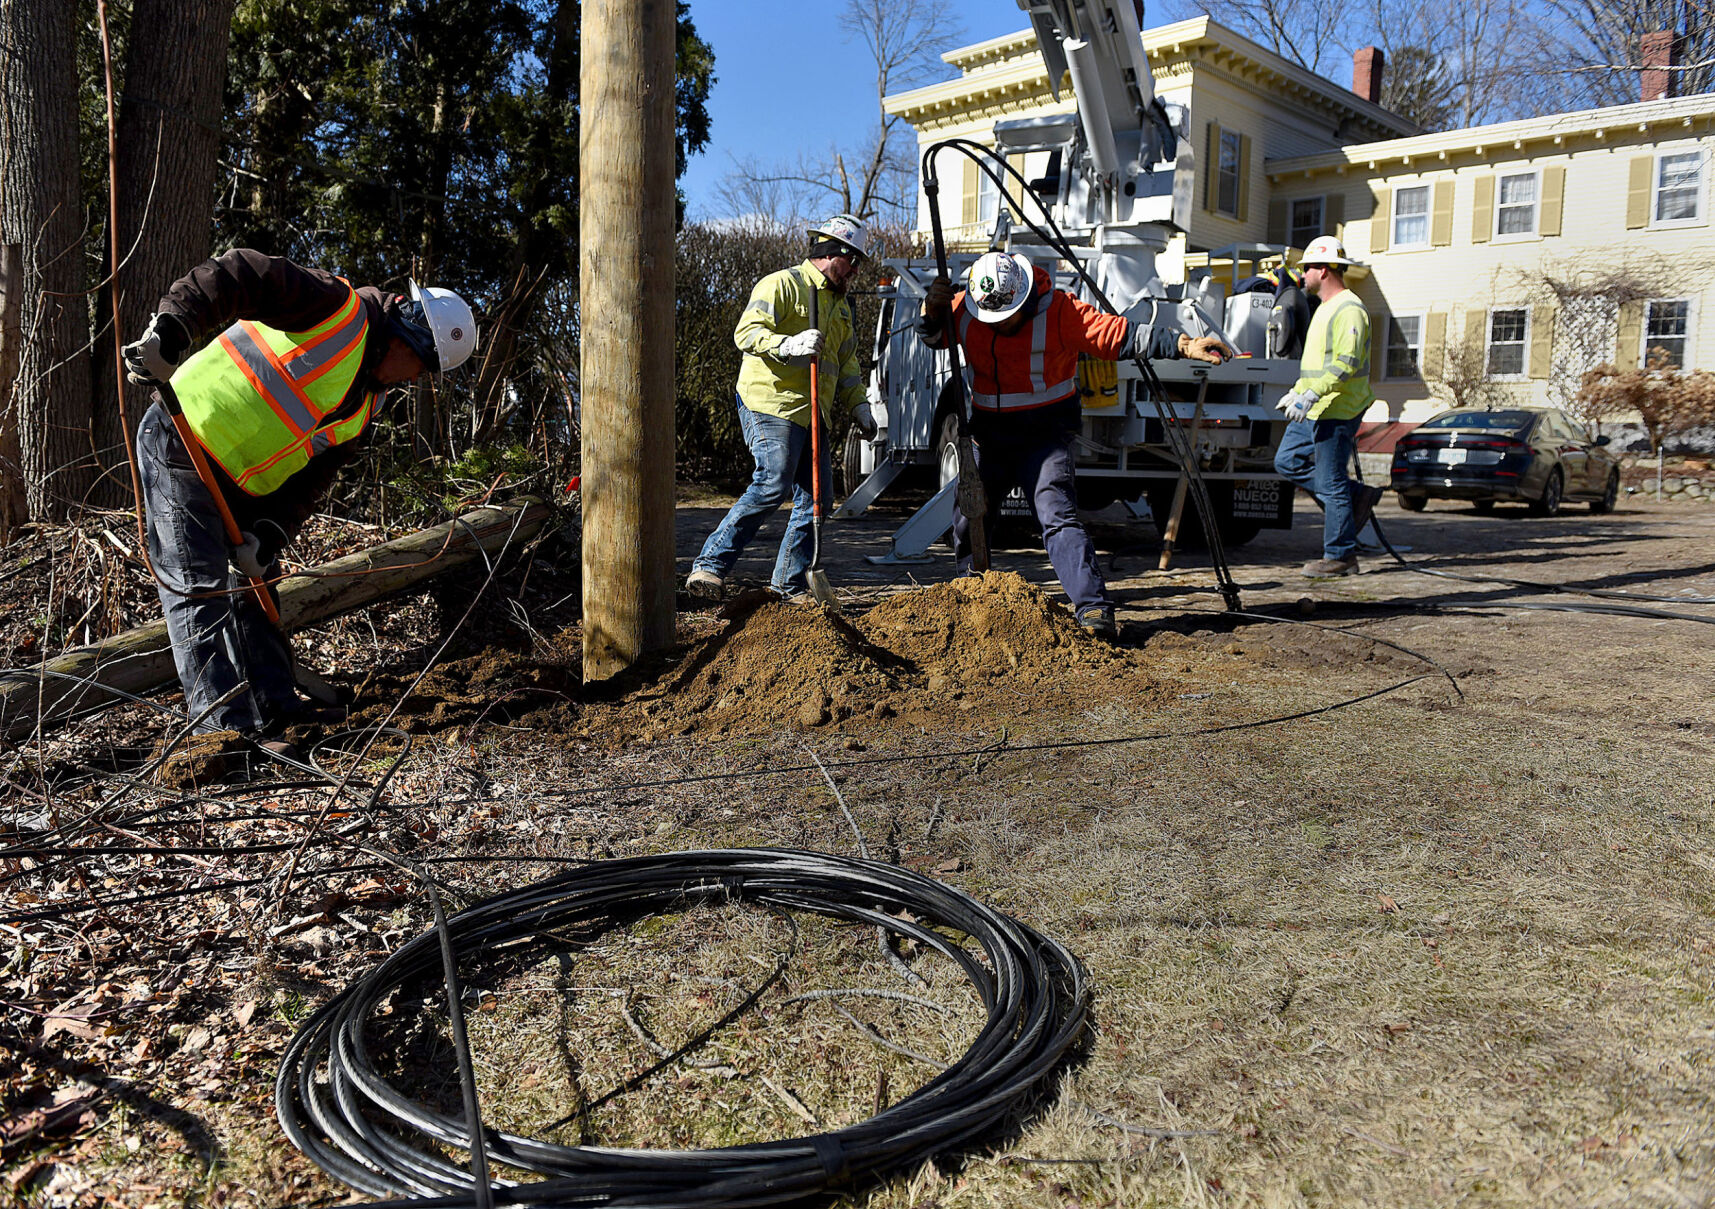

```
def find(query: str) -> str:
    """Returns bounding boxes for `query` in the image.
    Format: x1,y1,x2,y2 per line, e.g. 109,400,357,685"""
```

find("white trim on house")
1650,143,1708,228
1643,296,1697,367
1485,306,1532,381
1493,167,1541,242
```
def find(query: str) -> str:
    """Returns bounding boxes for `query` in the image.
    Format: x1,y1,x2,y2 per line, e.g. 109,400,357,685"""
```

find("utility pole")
579,0,677,681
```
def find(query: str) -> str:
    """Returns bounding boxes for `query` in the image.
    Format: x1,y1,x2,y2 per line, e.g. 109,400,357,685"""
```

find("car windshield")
1417,409,1534,432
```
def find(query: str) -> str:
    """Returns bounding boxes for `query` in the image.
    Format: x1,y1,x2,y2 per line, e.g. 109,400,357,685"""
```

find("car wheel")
1528,467,1563,517
1590,469,1620,514
1472,499,1495,514
1396,493,1426,512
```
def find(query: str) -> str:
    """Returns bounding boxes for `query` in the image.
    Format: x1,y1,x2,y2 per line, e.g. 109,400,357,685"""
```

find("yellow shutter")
1006,152,1027,215
961,158,979,228
1370,186,1390,254
1626,156,1653,228
1373,312,1390,381
1616,299,1644,367
1529,306,1554,378
1325,192,1345,241
1431,180,1455,246
1267,198,1288,243
1464,308,1488,366
1237,134,1252,223
1471,175,1494,243
1203,122,1219,212
1423,311,1446,379
1539,165,1565,237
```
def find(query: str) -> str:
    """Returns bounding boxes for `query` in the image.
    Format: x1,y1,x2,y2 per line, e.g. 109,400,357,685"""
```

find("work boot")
1077,606,1119,640
1300,556,1359,578
1351,484,1385,534
685,569,724,599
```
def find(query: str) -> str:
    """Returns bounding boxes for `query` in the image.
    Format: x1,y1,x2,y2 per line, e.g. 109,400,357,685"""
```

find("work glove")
776,329,825,363
230,531,267,581
1178,333,1234,364
1275,390,1314,423
122,312,190,385
851,401,879,440
923,275,954,319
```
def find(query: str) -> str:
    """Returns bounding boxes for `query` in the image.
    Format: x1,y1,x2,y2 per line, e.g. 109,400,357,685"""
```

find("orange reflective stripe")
281,291,366,384
279,288,360,369
227,322,324,424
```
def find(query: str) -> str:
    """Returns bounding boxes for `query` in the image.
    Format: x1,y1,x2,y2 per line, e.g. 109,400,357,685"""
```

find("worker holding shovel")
122,249,477,756
685,215,874,604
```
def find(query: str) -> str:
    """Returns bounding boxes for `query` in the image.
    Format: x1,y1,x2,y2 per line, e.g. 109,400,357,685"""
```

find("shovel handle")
157,380,281,626
807,285,824,569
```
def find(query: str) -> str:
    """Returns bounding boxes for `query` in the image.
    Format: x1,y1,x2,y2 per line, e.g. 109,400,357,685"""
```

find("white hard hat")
966,251,1034,324
807,213,872,260
406,280,478,372
1300,235,1360,268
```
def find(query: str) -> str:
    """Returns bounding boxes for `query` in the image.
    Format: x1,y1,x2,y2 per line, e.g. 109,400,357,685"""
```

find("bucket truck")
843,0,1305,560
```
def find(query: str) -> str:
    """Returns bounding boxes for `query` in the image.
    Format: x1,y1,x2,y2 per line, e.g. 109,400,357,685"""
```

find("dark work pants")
136,400,296,735
951,396,1109,616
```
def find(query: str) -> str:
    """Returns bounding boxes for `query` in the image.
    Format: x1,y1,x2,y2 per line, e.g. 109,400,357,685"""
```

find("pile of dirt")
857,571,1112,678
614,594,911,738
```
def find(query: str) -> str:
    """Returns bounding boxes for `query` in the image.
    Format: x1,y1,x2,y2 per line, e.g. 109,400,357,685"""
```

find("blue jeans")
136,401,297,735
1274,415,1364,560
951,397,1109,616
692,397,832,596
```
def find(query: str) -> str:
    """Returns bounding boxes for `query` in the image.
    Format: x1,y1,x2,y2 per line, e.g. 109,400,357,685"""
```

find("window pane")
1646,299,1690,368
1218,131,1241,215
1393,186,1428,245
1656,152,1703,222
1497,173,1537,235
1289,197,1323,245
1387,315,1421,379
1487,308,1526,376
978,164,998,223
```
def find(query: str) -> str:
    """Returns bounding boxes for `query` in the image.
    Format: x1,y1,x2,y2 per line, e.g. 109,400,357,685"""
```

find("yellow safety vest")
1292,292,1374,421
172,286,378,496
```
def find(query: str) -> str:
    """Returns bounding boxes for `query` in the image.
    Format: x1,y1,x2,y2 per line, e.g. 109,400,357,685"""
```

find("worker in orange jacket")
920,251,1229,636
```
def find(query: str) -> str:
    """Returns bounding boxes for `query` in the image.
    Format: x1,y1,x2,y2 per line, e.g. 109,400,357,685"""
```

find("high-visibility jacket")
1293,291,1374,421
927,266,1134,413
733,260,864,427
171,283,378,496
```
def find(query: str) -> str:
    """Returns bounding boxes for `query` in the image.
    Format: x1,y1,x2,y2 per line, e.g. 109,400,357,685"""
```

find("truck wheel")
839,424,866,498
935,410,961,492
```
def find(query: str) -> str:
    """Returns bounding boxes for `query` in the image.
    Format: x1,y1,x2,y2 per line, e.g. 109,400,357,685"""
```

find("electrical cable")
274,848,1090,1207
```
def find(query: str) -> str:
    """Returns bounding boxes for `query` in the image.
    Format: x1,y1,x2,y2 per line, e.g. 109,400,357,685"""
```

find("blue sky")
677,0,1034,221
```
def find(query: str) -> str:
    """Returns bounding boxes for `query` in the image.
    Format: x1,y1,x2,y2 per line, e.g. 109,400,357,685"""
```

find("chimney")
1641,29,1679,101
1353,46,1385,105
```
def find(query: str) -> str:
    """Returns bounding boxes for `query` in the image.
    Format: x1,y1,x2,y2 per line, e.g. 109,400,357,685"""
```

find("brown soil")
330,573,1170,746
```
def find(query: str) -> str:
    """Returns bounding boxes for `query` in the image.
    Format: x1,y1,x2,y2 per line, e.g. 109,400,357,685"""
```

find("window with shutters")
1392,185,1430,248
1495,171,1538,237
1644,298,1692,368
1654,150,1705,224
1385,314,1424,380
1289,196,1324,247
1216,129,1243,216
1486,308,1529,378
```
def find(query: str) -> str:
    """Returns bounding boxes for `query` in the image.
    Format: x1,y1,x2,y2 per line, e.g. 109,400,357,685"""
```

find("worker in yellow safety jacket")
686,214,872,600
120,250,477,755
1272,236,1384,578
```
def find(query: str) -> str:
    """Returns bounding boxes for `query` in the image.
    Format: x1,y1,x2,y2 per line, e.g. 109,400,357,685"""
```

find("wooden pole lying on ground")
578,0,677,683
0,496,551,743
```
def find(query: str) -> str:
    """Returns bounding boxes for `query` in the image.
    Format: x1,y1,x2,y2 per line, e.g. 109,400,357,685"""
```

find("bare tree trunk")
91,0,235,507
0,0,94,521
0,245,26,541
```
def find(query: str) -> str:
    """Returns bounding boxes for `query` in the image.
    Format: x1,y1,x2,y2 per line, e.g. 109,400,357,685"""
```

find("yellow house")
885,17,1715,427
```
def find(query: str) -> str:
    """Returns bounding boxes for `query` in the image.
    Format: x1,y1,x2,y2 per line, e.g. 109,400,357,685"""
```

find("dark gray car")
1389,407,1622,516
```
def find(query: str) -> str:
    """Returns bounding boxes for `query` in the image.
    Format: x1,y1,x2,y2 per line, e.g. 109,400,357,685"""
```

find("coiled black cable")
276,847,1090,1207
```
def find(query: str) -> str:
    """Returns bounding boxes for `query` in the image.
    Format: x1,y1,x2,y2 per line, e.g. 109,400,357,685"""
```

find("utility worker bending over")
920,251,1230,637
686,215,872,600
121,249,477,756
1271,235,1384,578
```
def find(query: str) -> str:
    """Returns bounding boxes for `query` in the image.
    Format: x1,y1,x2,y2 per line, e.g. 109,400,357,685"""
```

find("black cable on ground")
275,848,1090,1208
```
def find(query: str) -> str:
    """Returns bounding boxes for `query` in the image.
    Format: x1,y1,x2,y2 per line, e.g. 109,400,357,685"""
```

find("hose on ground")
275,847,1090,1207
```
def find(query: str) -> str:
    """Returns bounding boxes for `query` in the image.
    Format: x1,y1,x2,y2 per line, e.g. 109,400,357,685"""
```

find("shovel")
804,285,840,609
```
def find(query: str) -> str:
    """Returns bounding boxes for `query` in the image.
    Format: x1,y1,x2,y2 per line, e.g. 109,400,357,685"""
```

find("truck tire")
839,424,866,499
